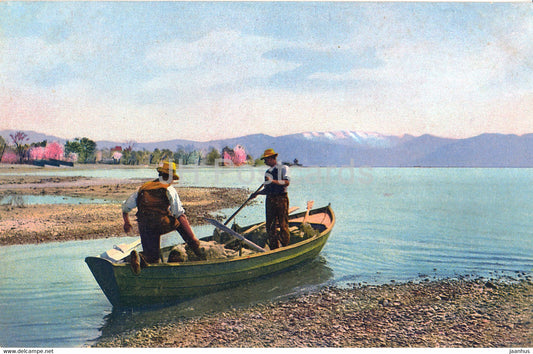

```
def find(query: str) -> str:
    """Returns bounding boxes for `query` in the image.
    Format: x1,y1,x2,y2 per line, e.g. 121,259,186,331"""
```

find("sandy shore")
0,173,250,245
93,277,532,348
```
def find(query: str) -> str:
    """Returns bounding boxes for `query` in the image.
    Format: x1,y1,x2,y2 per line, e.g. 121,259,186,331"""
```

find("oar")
101,239,141,262
205,218,266,252
224,183,264,226
302,200,314,224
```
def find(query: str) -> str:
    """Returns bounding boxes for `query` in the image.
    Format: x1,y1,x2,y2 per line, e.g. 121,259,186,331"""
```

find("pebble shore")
93,277,532,348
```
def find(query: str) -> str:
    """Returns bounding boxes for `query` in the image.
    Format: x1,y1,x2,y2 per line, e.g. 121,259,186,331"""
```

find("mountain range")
1,129,532,167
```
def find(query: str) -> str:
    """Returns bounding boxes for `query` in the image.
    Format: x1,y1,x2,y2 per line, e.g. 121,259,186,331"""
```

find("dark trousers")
138,216,200,264
265,194,290,250
138,223,163,263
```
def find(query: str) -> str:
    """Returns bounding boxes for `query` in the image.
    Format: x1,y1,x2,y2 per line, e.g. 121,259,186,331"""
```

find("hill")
1,130,531,167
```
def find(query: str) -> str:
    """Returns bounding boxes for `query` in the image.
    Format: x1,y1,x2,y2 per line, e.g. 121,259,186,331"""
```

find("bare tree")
10,131,29,163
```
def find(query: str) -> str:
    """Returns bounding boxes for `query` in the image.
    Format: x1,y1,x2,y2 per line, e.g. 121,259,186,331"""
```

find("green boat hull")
86,204,334,308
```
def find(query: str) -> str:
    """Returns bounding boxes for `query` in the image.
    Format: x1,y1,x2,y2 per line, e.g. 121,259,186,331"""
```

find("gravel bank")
0,175,249,245
93,277,532,348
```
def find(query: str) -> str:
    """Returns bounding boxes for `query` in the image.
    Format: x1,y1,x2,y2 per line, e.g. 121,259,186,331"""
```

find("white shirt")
267,163,290,181
122,184,185,218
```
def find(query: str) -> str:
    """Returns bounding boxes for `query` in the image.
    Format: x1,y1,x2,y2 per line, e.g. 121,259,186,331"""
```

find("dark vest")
135,180,179,232
264,165,288,195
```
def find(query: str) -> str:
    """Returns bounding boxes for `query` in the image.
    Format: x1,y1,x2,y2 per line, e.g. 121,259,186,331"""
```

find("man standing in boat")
251,148,291,250
122,161,206,274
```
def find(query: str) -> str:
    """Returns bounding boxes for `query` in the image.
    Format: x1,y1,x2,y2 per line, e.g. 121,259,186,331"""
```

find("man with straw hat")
122,161,206,274
251,148,291,250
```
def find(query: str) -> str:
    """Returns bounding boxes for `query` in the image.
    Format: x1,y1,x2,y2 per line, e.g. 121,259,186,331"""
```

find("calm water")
0,195,111,205
0,167,532,347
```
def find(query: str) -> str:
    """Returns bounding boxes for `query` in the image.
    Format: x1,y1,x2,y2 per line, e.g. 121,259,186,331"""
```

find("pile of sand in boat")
167,223,320,262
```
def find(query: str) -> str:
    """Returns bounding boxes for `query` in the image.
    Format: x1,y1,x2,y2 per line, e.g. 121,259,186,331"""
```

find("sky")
1,2,532,143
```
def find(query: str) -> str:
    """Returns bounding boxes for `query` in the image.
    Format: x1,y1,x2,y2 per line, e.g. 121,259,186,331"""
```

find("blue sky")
1,2,531,142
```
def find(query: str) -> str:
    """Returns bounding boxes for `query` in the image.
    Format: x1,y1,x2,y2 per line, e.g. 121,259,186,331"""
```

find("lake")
0,195,112,206
0,167,531,347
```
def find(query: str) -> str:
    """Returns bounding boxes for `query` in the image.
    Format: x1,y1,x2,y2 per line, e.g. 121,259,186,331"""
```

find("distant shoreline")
2,130,532,167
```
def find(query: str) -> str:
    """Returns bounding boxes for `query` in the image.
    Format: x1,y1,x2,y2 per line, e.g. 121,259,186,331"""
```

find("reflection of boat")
98,256,333,337
85,204,335,308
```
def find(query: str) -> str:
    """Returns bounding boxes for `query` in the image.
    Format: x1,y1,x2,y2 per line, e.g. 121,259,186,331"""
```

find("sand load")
167,240,256,262
167,221,321,263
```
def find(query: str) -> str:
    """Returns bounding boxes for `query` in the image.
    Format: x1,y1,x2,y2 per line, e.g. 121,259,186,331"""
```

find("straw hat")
260,148,278,160
156,161,179,180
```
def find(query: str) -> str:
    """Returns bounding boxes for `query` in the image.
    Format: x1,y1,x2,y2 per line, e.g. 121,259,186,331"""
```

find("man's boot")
130,250,141,275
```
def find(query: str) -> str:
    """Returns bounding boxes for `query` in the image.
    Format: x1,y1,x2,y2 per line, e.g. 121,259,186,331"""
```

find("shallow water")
0,195,112,205
0,167,531,347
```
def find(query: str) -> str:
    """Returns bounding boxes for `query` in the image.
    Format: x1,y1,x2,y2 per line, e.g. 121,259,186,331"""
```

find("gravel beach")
93,277,532,348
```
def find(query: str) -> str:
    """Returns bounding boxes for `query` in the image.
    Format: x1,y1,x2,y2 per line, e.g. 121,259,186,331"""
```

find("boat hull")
86,204,334,308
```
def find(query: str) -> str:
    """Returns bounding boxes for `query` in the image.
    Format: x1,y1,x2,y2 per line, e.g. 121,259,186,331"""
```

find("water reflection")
96,256,333,340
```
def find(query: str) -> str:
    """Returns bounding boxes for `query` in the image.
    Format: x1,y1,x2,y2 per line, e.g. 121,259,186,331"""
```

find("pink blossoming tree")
222,145,248,166
29,142,64,160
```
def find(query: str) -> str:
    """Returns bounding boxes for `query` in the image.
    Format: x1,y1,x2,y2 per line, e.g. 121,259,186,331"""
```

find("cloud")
263,46,382,91
1,2,531,142
142,30,300,98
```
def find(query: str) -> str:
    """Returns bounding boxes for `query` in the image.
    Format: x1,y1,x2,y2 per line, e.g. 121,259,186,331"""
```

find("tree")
221,146,233,166
0,136,6,162
120,149,132,165
221,145,248,166
65,137,96,163
233,145,247,166
160,149,173,163
10,131,29,163
136,149,151,165
246,154,254,165
29,141,64,161
205,147,221,165
123,141,136,152
64,140,81,160
186,150,201,165
174,146,188,164
150,148,162,164
30,140,47,148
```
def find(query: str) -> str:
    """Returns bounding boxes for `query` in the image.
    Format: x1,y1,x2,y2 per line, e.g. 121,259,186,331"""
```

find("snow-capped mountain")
295,130,409,148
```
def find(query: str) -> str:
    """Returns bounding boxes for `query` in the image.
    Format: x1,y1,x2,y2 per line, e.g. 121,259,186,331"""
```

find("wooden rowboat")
85,204,335,308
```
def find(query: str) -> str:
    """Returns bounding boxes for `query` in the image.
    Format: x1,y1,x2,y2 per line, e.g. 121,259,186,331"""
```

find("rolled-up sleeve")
166,186,185,218
282,165,290,181
122,191,138,213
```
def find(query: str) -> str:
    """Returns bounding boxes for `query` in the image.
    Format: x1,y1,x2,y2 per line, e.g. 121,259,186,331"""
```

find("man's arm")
122,191,138,233
123,212,133,233
166,185,185,218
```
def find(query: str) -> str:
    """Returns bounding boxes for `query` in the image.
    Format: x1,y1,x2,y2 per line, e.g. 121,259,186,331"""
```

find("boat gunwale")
96,204,335,269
